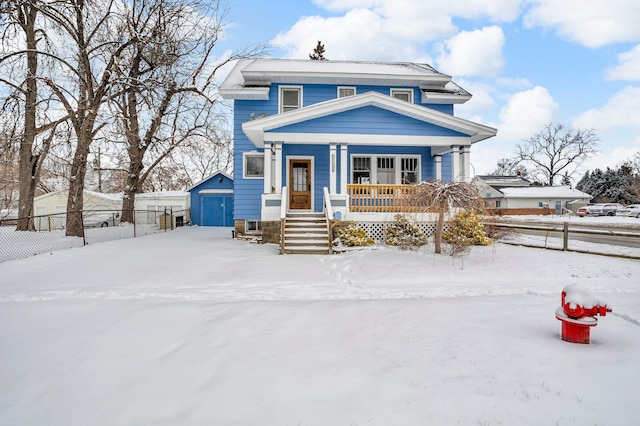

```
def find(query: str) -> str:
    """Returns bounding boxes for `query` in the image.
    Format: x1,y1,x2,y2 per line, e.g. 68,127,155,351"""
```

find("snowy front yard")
1,227,639,425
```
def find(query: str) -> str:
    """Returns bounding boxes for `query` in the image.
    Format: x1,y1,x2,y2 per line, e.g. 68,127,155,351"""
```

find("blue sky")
216,0,640,179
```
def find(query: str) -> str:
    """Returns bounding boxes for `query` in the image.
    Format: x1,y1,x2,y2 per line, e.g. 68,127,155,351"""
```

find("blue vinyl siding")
232,82,467,219
270,106,467,137
234,99,270,220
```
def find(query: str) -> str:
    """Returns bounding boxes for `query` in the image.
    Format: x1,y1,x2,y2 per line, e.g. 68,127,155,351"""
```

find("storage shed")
188,172,234,226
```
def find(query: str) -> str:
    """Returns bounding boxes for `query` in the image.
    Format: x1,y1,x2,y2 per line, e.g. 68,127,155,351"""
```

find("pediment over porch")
242,91,496,148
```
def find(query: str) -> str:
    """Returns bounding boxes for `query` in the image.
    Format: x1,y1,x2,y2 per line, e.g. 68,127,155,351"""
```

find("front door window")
289,159,311,209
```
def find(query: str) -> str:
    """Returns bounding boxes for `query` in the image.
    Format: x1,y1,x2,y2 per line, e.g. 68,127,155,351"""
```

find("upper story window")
391,88,413,103
279,86,302,113
338,86,356,98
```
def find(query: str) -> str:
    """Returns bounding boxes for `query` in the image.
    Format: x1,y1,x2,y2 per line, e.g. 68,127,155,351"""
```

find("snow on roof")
475,175,531,186
499,186,592,199
219,58,460,99
136,191,188,199
34,189,122,202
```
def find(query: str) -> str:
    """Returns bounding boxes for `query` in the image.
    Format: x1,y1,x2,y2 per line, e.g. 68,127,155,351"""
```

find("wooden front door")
289,159,311,210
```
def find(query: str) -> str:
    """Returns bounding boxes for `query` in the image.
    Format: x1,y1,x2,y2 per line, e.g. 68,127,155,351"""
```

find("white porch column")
329,143,337,194
434,154,442,180
340,144,348,195
461,145,471,183
451,145,460,181
263,142,272,194
274,142,283,193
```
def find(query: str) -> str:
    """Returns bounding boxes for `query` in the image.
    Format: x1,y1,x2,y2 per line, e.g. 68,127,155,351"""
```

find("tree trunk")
16,4,39,231
65,138,90,237
434,210,445,254
120,161,143,223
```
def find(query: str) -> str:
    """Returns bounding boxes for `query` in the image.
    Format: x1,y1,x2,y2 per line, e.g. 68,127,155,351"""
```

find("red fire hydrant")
555,284,611,344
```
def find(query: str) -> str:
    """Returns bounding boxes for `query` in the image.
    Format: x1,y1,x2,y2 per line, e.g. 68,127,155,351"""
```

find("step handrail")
280,186,288,255
323,187,334,254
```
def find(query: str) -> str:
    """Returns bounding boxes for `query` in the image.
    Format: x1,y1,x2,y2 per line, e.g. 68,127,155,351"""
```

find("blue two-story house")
219,59,497,250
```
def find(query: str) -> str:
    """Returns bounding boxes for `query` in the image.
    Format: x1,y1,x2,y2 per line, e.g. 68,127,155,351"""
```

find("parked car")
620,204,640,218
575,206,590,217
587,203,626,217
83,211,121,228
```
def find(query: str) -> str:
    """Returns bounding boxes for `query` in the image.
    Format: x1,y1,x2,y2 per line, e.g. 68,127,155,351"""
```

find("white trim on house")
187,171,233,191
242,91,496,148
198,189,233,194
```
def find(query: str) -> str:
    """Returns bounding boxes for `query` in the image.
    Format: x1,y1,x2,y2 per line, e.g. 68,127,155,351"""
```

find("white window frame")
279,86,303,113
245,220,262,233
390,88,414,103
243,152,264,179
337,86,356,98
351,154,421,184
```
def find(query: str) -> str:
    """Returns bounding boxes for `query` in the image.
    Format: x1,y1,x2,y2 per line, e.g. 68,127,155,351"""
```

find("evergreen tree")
309,41,327,60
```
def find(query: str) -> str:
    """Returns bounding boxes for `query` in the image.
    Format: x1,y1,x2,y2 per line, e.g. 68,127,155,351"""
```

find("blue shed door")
201,195,233,226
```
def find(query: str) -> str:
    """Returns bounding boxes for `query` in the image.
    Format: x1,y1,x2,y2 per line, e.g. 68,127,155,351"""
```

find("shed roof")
499,186,592,199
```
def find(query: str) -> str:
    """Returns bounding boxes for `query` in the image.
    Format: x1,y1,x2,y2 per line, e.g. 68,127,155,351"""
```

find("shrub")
335,224,374,247
443,210,492,247
385,214,427,250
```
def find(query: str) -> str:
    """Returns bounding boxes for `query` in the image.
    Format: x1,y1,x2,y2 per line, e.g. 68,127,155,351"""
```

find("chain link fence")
0,208,188,264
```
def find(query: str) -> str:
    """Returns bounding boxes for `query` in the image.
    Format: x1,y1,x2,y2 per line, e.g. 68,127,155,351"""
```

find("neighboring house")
187,172,234,226
473,175,532,208
498,186,592,214
473,175,592,214
134,191,190,226
219,59,497,247
33,190,122,230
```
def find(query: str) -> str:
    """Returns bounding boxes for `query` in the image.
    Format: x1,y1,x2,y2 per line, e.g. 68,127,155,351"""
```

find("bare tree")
32,0,139,237
110,0,259,222
414,180,482,254
0,0,68,230
515,122,599,186
489,157,530,179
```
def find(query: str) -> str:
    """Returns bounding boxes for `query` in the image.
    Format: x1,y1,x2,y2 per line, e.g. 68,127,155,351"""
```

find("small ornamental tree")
413,181,482,254
385,214,427,250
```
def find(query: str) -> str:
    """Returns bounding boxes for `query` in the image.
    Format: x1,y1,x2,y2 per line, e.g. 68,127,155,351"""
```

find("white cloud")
274,0,523,60
313,0,523,23
573,86,640,130
524,0,640,48
271,9,427,61
454,80,496,118
493,86,559,141
606,44,640,81
435,26,505,77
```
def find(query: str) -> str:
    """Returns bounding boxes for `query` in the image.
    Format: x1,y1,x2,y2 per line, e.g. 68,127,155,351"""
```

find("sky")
215,0,640,179
1,225,639,424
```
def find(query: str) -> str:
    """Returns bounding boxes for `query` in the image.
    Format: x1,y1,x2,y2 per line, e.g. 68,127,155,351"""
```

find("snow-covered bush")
335,223,374,247
443,210,492,247
385,214,427,250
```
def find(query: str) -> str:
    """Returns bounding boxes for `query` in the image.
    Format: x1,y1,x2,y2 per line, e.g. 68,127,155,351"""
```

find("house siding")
232,78,479,221
271,106,467,137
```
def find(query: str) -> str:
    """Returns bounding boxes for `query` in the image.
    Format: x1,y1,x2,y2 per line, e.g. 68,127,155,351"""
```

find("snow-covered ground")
1,227,639,425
